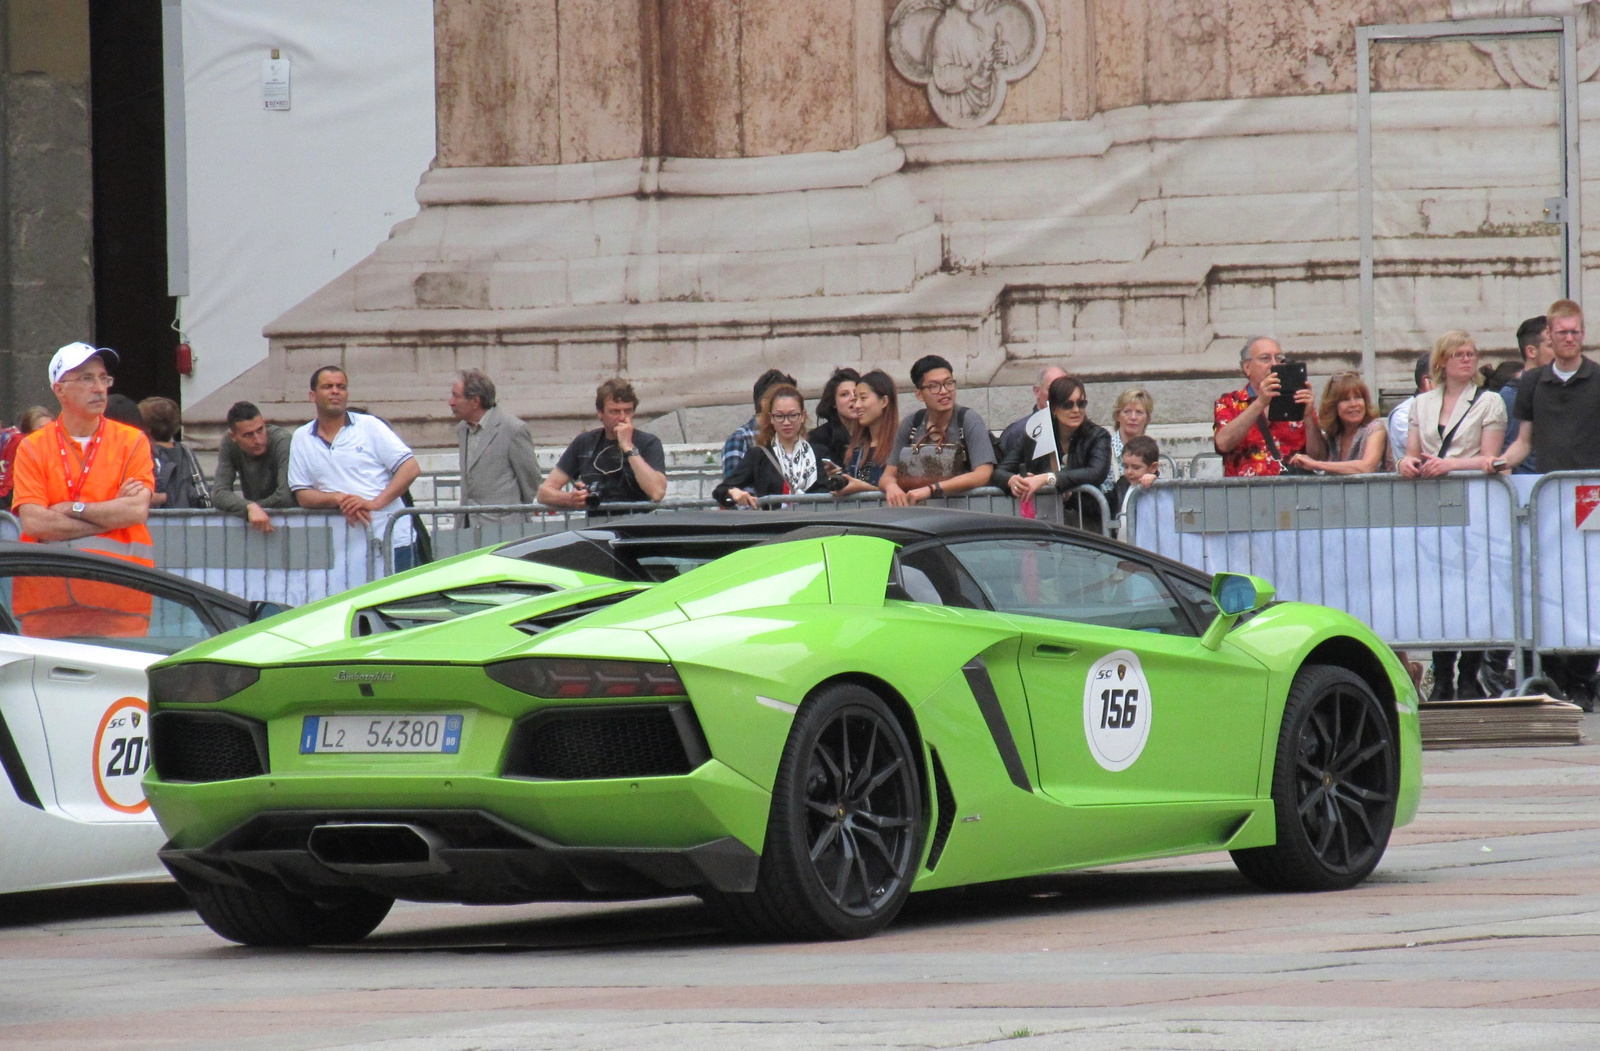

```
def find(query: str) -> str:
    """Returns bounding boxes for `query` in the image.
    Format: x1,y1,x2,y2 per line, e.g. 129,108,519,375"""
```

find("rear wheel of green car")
187,880,394,947
708,683,923,940
1232,664,1398,892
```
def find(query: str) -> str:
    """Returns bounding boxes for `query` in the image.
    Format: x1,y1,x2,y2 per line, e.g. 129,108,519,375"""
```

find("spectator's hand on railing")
1289,453,1319,473
883,481,911,507
725,487,759,510
245,502,275,534
1417,455,1455,479
1397,455,1423,479
1008,473,1051,500
336,493,375,526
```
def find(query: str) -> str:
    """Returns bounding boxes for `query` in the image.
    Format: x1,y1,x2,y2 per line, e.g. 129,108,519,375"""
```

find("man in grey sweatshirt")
211,401,294,532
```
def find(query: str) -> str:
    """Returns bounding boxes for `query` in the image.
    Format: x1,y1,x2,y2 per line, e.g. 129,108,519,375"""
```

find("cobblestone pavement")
3,716,1597,1051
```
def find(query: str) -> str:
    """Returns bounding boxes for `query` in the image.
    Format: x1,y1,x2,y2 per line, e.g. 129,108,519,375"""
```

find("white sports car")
0,543,267,894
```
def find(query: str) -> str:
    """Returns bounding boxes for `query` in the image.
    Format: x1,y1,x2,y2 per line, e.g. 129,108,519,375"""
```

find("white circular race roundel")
93,697,151,814
1083,650,1152,772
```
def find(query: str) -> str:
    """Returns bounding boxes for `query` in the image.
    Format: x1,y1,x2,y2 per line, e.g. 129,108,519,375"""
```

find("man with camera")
537,378,667,510
1213,336,1327,477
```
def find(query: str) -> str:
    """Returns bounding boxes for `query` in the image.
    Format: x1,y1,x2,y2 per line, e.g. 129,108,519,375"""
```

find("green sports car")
144,508,1420,944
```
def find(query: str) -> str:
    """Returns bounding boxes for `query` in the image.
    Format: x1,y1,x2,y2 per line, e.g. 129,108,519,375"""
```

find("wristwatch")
622,447,640,458
71,501,85,517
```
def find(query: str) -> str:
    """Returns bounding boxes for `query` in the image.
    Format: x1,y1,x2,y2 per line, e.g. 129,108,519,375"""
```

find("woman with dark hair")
712,385,833,509
1290,372,1389,475
833,369,899,495
808,366,861,466
139,396,211,508
994,374,1112,531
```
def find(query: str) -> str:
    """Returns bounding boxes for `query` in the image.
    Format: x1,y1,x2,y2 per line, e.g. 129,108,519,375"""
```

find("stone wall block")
660,0,743,157
414,270,493,309
854,0,887,144
1210,280,1276,326
344,344,419,391
352,267,421,311
1162,191,1344,249
1146,0,1225,105
436,0,560,167
858,329,904,365
713,257,826,300
1093,0,1147,111
998,0,1064,125
557,0,645,164
567,258,630,305
485,343,558,381
554,341,623,383
487,263,571,309
741,0,857,157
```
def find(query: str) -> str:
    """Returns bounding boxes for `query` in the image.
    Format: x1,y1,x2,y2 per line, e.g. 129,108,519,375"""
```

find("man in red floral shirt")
1214,336,1327,477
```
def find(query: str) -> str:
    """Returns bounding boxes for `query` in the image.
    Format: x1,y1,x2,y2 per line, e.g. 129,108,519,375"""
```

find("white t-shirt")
289,412,416,547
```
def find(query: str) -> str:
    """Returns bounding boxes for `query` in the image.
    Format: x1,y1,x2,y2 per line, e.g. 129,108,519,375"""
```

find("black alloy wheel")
1232,664,1398,892
705,683,923,940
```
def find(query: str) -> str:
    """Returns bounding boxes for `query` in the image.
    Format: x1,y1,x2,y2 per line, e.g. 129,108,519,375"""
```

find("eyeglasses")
1060,398,1088,409
1551,329,1584,341
920,380,957,394
768,412,805,423
62,373,113,388
1448,350,1478,362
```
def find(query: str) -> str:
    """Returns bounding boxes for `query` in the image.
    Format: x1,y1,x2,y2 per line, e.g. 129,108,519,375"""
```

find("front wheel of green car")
1232,664,1398,892
708,683,923,940
187,880,394,947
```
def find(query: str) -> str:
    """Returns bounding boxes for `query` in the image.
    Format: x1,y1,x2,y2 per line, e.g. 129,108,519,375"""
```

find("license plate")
300,714,463,754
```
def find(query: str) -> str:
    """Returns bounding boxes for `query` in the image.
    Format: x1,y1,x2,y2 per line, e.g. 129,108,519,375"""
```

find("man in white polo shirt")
289,365,423,570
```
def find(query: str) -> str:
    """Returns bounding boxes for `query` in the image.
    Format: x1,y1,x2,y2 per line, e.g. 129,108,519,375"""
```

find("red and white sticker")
92,698,150,814
1083,650,1152,772
1577,485,1600,531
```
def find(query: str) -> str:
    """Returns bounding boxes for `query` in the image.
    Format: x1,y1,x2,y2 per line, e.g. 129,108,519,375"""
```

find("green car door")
942,536,1270,808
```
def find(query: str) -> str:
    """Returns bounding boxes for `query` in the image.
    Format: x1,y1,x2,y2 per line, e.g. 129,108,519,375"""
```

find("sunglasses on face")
1060,398,1087,409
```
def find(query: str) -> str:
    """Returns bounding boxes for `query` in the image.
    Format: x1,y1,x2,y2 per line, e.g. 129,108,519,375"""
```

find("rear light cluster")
148,662,261,704
485,658,685,699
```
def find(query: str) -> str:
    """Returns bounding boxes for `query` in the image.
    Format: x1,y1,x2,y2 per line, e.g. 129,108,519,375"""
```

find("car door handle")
1032,643,1077,660
48,666,97,682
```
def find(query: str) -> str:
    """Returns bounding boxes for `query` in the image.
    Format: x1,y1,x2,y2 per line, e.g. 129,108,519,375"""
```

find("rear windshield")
496,530,780,582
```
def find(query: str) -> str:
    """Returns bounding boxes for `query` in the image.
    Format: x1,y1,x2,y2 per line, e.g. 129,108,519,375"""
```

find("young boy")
1111,435,1160,537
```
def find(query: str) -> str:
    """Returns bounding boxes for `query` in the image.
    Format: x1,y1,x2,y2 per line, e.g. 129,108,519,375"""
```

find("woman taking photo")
1290,372,1389,474
808,367,861,466
1398,331,1507,702
995,375,1111,531
713,385,833,509
834,369,898,495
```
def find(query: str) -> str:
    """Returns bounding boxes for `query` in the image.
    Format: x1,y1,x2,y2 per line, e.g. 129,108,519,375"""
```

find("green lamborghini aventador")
144,507,1420,944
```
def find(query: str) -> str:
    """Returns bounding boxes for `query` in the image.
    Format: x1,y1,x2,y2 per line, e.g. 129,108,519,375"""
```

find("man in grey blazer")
449,369,542,526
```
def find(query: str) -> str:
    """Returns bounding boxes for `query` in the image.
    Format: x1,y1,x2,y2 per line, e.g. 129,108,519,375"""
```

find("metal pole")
1357,27,1377,398
1562,13,1583,304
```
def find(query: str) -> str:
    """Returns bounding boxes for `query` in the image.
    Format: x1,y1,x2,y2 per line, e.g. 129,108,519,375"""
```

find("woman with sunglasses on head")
713,385,834,509
1288,372,1390,475
832,369,899,496
995,375,1112,532
808,366,861,467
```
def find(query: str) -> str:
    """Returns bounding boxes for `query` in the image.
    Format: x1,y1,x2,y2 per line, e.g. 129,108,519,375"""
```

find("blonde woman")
1290,373,1389,474
1104,388,1153,497
1398,330,1506,479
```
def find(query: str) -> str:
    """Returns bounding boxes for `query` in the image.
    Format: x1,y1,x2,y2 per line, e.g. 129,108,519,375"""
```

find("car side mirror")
1200,573,1274,650
249,600,290,623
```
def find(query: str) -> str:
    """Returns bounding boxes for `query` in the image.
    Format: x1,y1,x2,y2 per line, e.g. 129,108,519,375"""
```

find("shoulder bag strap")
1254,414,1286,465
1435,385,1481,460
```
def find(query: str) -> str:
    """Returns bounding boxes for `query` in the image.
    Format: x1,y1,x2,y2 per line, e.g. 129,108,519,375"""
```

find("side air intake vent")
513,592,638,636
926,747,957,871
503,704,710,780
151,711,269,783
353,582,558,636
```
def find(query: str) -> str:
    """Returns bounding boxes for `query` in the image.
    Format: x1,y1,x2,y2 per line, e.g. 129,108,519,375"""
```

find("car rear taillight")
485,658,686,699
148,662,262,704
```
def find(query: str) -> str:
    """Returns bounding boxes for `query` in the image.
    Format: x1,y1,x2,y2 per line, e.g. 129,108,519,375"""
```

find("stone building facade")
195,0,1599,446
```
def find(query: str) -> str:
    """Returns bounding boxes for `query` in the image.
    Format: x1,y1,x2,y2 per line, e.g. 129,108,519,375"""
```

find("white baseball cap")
49,342,119,385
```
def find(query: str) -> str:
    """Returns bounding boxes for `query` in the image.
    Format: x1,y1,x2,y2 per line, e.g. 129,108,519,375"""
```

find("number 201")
105,736,148,778
1099,688,1139,730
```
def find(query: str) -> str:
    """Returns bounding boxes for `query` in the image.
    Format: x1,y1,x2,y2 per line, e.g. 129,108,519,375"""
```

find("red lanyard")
54,418,105,502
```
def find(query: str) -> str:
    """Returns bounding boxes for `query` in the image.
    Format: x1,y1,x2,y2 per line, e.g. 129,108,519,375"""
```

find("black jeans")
1430,650,1485,701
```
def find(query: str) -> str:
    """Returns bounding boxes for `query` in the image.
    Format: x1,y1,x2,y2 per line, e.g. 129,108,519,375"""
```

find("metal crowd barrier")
1525,471,1600,667
381,485,1111,573
1126,474,1523,662
148,508,374,606
0,510,19,542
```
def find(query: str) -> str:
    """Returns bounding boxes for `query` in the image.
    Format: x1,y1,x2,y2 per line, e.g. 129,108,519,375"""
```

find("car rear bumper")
160,807,761,904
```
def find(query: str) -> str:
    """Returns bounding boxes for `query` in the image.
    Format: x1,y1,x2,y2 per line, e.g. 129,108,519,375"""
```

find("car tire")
187,880,393,947
1231,664,1398,893
708,683,923,940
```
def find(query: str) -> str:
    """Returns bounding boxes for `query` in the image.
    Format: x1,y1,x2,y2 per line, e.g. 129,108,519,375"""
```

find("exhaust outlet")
307,823,450,877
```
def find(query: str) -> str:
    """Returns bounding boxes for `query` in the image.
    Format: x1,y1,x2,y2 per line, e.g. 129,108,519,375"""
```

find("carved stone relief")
1449,0,1600,86
888,0,1046,128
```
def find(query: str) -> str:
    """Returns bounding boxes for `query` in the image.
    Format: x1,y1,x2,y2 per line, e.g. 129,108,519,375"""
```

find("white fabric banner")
172,0,435,405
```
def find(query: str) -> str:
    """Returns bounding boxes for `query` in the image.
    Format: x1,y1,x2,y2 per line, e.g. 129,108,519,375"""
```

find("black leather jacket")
992,419,1112,492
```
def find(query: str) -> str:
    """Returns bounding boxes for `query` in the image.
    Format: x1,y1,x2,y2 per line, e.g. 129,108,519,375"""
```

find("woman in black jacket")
994,375,1112,531
713,385,834,509
807,366,861,465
